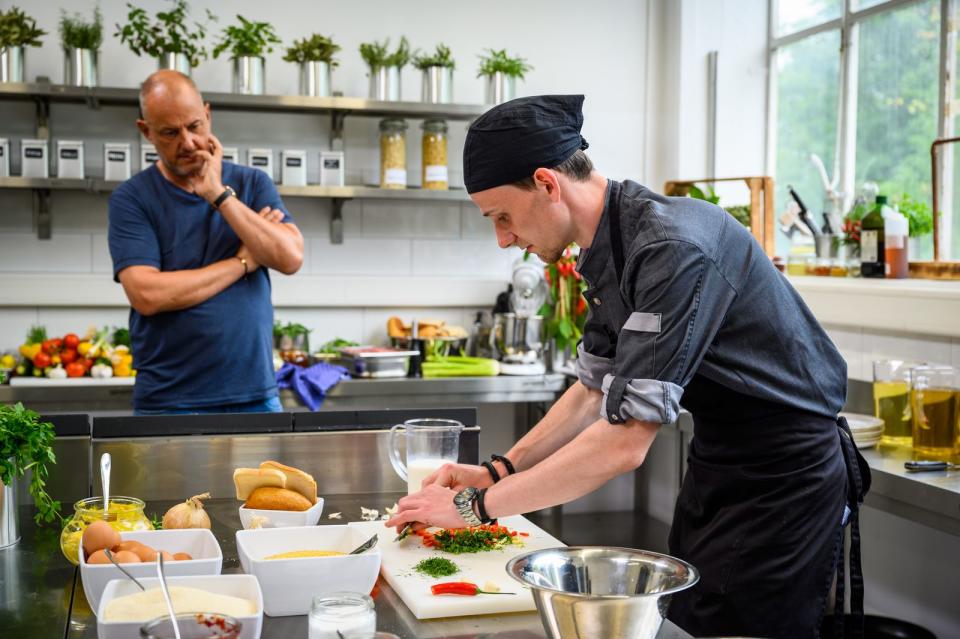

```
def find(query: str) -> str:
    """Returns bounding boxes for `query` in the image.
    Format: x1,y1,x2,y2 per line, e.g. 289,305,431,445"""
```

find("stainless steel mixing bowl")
506,546,698,639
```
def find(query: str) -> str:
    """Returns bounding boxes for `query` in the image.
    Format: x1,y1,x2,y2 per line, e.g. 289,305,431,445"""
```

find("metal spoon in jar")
156,553,181,639
100,452,111,520
102,548,146,591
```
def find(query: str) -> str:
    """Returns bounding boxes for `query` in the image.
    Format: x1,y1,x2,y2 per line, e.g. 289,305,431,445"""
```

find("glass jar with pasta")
379,118,408,189
421,118,449,190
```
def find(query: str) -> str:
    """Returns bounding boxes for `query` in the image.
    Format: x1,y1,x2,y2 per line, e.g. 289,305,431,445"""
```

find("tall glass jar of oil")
910,365,960,461
421,118,448,190
873,360,916,445
379,118,407,189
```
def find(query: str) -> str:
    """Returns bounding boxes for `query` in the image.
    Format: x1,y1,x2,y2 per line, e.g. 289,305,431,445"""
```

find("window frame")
766,0,957,259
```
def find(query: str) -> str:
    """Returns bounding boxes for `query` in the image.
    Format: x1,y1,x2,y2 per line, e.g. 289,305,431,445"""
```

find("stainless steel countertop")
2,497,689,639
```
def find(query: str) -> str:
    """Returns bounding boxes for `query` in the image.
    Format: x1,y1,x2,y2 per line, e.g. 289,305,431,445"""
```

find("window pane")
777,0,841,36
855,0,939,260
774,30,841,256
853,0,893,11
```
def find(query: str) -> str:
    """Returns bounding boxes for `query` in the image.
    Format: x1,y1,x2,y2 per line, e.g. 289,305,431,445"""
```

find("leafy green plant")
212,15,280,59
273,320,311,339
540,246,587,355
686,183,720,205
724,204,752,228
0,403,60,525
0,6,46,49
59,6,103,50
413,43,455,70
477,49,532,79
893,192,933,237
359,37,410,69
114,0,215,68
283,33,340,65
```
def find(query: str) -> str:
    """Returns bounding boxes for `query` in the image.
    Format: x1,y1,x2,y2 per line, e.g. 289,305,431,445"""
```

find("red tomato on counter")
60,349,78,364
41,338,62,355
65,362,85,378
63,333,80,350
33,352,52,369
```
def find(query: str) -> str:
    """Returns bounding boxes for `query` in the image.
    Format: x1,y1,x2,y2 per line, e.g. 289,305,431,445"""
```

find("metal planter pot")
0,471,20,549
158,52,191,75
233,56,265,95
484,71,516,104
0,46,25,83
299,60,331,97
64,48,99,87
369,65,401,101
421,65,453,103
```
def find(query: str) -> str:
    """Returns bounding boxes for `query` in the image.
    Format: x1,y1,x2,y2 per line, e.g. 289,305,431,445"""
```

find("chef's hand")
189,133,225,203
384,484,468,532
422,462,494,492
235,244,261,272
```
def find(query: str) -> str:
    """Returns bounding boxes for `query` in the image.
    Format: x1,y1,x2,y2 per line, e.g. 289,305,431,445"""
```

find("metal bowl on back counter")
389,336,468,360
335,346,420,378
507,546,699,639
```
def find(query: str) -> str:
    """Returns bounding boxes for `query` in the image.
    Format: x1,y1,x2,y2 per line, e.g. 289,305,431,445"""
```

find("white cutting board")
349,515,564,619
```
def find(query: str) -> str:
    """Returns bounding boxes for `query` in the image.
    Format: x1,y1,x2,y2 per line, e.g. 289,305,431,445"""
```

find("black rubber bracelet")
491,454,516,476
481,460,501,483
476,487,494,524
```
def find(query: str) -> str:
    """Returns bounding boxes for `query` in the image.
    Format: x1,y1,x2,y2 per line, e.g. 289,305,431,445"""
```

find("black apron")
605,184,872,638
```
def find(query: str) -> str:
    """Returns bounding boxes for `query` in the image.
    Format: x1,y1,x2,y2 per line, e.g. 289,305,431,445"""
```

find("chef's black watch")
453,487,485,526
212,185,236,210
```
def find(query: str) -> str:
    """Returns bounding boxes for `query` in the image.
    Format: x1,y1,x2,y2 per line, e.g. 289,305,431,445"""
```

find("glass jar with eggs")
60,496,153,565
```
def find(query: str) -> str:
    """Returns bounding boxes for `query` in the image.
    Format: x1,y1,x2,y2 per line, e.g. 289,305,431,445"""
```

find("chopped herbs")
414,557,460,578
420,524,521,554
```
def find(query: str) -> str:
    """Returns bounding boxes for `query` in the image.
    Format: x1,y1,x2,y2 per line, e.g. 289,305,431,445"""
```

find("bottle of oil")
860,195,887,278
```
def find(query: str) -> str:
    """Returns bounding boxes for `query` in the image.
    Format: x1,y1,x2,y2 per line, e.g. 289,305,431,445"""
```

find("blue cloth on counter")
276,362,350,411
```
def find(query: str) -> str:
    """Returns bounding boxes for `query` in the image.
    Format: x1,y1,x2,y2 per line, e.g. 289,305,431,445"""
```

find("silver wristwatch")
453,487,483,526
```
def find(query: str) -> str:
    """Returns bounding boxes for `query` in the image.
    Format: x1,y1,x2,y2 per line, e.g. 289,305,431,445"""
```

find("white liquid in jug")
406,458,449,495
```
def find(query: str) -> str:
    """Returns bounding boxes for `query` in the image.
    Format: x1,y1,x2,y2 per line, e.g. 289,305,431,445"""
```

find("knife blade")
904,460,960,472
394,523,414,542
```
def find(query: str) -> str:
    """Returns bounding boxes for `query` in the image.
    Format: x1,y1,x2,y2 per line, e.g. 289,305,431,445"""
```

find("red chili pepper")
430,582,515,596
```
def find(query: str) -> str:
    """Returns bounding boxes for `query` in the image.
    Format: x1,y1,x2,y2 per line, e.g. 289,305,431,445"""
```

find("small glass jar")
421,118,448,190
308,592,376,639
60,496,153,565
829,258,848,277
379,118,407,189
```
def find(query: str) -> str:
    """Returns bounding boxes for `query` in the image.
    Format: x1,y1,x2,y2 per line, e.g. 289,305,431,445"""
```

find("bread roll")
259,460,317,505
233,467,286,500
245,486,312,512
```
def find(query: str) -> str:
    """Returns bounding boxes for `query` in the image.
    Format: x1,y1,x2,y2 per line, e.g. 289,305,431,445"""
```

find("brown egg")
86,549,111,564
82,521,121,557
112,550,141,564
172,552,193,561
132,545,159,562
115,540,145,553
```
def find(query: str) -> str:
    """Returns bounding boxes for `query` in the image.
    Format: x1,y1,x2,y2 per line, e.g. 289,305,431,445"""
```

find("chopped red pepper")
430,581,514,596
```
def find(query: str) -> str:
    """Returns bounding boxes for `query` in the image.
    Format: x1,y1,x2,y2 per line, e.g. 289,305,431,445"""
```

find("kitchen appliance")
281,150,307,186
492,260,548,375
21,138,48,178
506,546,699,639
56,140,85,179
103,143,131,181
247,148,274,180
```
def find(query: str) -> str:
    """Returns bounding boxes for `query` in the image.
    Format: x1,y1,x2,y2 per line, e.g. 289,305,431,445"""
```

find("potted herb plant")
283,33,340,97
0,402,61,547
360,37,409,101
477,49,532,104
60,6,103,87
114,0,215,75
539,247,587,371
212,15,281,95
894,192,934,261
0,6,46,83
413,43,455,104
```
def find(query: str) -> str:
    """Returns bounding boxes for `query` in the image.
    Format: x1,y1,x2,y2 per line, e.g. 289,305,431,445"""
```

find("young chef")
386,95,871,637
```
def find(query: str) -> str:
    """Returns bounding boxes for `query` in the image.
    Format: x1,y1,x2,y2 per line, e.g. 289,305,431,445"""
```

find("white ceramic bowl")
80,528,223,613
96,574,262,639
235,525,381,617
238,497,324,529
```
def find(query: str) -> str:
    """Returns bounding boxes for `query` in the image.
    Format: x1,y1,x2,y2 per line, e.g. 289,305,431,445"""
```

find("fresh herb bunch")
0,6,46,49
0,403,60,525
316,337,358,354
360,36,410,69
412,43,455,70
273,321,312,339
212,15,281,59
413,556,459,578
893,192,934,237
540,246,587,356
26,325,47,345
59,6,103,50
477,49,532,79
430,525,517,554
114,0,215,68
283,33,340,65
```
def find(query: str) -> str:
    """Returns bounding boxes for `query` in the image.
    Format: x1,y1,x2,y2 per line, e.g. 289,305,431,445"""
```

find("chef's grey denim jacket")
575,180,847,425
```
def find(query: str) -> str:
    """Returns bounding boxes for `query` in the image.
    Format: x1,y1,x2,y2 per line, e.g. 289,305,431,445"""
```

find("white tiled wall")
822,323,960,382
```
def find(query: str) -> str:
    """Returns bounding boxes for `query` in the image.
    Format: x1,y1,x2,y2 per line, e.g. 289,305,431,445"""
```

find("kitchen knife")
395,523,414,542
904,460,960,472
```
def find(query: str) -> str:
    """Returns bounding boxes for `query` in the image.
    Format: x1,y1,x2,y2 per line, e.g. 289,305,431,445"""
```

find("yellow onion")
162,492,212,529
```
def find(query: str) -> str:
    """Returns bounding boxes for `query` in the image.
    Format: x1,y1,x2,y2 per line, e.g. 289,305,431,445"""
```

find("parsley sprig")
0,403,60,525
432,526,515,554
414,556,460,578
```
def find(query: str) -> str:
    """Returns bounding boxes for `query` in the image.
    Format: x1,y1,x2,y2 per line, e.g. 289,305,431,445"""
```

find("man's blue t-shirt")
108,162,291,410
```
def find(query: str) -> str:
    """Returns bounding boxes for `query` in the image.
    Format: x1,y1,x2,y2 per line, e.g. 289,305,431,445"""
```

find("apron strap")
835,416,871,639
605,181,625,283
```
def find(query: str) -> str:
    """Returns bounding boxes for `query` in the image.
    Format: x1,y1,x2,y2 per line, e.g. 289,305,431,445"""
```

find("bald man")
108,70,304,414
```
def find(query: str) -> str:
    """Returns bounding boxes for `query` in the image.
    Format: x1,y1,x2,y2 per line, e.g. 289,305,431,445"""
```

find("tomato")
60,349,78,364
33,352,51,369
80,357,94,371
65,361,85,378
41,338,62,355
63,333,80,350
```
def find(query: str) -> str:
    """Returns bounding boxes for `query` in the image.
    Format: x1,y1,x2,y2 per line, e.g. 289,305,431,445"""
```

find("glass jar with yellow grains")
60,496,153,565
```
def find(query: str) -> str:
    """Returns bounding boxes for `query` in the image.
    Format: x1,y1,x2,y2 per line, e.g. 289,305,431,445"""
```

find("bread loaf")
233,467,285,500
259,460,317,505
244,486,312,512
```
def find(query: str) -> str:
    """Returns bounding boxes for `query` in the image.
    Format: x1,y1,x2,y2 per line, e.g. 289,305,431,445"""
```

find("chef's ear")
532,167,561,202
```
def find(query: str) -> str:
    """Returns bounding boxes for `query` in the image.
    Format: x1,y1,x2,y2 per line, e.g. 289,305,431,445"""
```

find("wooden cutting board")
349,515,564,619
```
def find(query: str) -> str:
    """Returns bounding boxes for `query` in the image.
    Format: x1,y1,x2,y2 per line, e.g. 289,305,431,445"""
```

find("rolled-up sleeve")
602,240,738,425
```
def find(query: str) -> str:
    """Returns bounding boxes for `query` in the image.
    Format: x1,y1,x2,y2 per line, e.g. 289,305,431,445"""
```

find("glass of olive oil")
873,360,916,445
910,365,960,461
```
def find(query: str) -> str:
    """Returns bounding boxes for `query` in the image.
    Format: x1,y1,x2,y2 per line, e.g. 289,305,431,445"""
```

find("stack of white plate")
841,412,885,449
